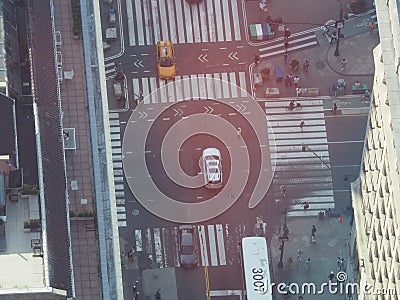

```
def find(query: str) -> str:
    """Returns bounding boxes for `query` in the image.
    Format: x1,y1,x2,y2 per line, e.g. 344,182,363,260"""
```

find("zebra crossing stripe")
183,1,194,43
166,0,178,44
221,73,230,99
146,228,153,262
207,225,218,266
127,0,136,46
191,75,200,99
206,74,215,99
198,74,207,99
159,0,170,41
230,0,241,41
167,82,175,103
214,0,224,42
222,0,232,42
191,4,202,43
134,0,144,45
173,227,181,267
135,229,143,252
206,0,217,42
142,0,152,45
175,76,183,101
183,75,192,100
229,72,238,98
216,224,227,266
198,0,208,42
151,0,161,43
198,225,209,266
159,80,168,103
154,228,164,267
161,228,169,267
175,0,185,44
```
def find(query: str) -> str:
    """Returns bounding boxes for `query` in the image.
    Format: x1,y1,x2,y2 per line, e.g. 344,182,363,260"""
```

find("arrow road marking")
228,51,239,61
173,108,183,117
235,104,246,113
204,106,214,114
133,60,144,68
138,111,148,119
198,53,208,63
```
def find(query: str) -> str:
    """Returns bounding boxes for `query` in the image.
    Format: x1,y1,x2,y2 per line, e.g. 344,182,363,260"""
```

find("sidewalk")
270,216,353,300
53,1,101,299
252,31,379,99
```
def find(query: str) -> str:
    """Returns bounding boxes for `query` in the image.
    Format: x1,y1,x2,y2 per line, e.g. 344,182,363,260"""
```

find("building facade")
351,0,400,298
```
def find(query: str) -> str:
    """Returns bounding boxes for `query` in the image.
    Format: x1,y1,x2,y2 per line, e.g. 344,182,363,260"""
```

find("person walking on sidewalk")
305,258,311,271
311,225,317,243
340,58,347,71
297,249,304,263
283,52,289,64
293,75,300,88
330,31,338,44
254,54,260,65
328,271,335,282
288,73,294,86
303,60,310,72
284,75,290,87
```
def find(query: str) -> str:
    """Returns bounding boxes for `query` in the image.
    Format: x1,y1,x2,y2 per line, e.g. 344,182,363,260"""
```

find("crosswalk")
109,112,127,227
258,28,319,59
105,61,116,79
126,0,243,46
265,98,335,217
132,222,249,268
131,72,250,104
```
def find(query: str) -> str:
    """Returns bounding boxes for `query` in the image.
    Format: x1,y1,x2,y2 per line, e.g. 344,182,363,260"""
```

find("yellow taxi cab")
156,40,176,80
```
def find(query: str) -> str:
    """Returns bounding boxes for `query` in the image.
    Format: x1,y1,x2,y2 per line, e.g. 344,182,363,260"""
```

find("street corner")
326,31,379,77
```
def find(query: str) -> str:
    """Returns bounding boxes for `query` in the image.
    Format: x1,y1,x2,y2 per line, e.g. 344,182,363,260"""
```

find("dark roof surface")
26,0,73,296
0,93,16,159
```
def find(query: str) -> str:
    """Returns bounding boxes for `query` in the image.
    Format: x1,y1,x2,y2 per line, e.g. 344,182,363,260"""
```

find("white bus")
241,237,273,300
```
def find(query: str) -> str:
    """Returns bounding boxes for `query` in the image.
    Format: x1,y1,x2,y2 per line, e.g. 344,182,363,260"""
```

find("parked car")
178,225,198,268
202,148,222,188
156,40,176,80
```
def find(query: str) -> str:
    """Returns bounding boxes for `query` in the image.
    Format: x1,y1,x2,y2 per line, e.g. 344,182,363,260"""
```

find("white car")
202,148,222,188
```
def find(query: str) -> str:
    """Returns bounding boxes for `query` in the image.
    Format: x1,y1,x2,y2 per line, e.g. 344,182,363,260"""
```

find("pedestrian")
284,28,291,40
280,185,286,197
337,257,342,270
288,73,294,86
284,41,289,51
369,22,375,34
340,58,347,71
297,249,304,263
284,75,290,87
237,127,242,136
128,247,134,262
340,258,345,270
332,102,338,114
110,6,116,15
322,25,330,36
283,52,289,64
300,120,305,131
329,271,335,282
293,75,300,89
132,286,137,293
305,258,311,270
303,201,309,209
298,296,304,300
303,60,310,72
311,224,316,242
330,31,338,44
254,54,260,65
296,87,302,97
135,292,140,300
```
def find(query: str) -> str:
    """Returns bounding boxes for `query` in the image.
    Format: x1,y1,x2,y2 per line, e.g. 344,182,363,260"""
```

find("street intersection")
99,0,375,298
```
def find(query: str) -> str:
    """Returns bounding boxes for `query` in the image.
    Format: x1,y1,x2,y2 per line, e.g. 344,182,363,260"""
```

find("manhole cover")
132,209,140,216
315,60,325,70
